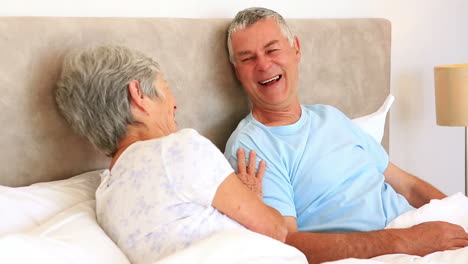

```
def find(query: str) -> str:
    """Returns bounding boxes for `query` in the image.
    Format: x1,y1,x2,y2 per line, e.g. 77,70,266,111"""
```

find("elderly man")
224,7,468,264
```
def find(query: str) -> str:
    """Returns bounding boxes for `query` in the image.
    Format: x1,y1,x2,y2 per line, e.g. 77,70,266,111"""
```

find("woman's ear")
128,80,147,113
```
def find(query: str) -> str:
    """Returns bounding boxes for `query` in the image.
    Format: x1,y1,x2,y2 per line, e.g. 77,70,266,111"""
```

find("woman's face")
147,73,179,135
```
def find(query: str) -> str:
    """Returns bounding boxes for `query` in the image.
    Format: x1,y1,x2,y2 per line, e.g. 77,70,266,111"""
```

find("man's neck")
252,101,302,127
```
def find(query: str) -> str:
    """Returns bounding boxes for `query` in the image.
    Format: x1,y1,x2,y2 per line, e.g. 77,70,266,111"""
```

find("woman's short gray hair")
55,44,162,157
227,7,294,65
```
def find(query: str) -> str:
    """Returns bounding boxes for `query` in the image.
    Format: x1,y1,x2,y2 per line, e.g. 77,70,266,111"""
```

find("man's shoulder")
224,114,269,155
303,104,342,115
227,114,258,136
302,104,350,123
232,114,263,135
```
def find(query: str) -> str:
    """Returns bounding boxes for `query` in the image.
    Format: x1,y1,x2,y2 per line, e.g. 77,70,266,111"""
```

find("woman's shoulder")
142,128,202,146
167,128,219,151
176,128,201,138
115,129,203,162
172,128,206,143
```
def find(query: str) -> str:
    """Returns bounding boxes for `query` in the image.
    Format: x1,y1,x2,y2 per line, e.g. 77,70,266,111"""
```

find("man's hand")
236,148,266,199
394,221,468,255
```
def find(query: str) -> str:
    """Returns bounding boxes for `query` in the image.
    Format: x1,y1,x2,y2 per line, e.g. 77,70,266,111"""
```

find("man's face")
231,18,301,111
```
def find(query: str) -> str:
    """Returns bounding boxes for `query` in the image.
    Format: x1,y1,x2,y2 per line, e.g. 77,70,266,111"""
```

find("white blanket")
324,193,468,264
156,193,468,264
0,171,307,264
156,228,307,264
1,171,467,264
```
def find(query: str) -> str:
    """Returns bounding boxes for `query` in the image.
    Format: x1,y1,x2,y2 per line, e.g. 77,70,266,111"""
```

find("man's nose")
255,55,272,72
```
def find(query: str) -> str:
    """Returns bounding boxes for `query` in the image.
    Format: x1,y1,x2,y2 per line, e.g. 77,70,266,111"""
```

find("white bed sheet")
0,171,306,264
324,193,468,264
1,170,467,264
157,193,468,264
156,228,307,264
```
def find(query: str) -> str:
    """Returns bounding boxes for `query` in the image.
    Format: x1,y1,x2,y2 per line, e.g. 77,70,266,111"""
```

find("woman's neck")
109,126,172,170
109,136,138,170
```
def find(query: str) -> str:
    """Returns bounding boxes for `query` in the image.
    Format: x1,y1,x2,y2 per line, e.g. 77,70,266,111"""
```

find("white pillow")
0,200,130,264
0,170,130,264
0,170,102,235
352,94,394,143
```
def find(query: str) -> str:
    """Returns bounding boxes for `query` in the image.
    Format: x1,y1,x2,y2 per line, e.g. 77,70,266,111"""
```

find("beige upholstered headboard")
0,18,390,187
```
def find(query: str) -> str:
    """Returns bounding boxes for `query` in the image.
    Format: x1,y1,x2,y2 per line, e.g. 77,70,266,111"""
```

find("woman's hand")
236,148,266,199
212,150,286,242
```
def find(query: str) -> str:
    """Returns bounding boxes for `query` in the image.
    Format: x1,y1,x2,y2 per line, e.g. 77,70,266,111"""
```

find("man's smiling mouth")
259,75,282,86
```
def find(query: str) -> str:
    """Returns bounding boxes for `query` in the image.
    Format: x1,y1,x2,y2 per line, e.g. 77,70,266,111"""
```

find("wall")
3,0,468,195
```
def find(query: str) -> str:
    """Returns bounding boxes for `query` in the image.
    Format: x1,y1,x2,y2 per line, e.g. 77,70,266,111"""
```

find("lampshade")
434,63,468,126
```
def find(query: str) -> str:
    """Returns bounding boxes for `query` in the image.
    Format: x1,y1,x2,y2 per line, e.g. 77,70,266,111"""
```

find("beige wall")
2,0,468,195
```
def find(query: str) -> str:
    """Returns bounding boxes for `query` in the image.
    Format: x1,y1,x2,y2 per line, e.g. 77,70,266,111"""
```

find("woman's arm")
212,149,287,242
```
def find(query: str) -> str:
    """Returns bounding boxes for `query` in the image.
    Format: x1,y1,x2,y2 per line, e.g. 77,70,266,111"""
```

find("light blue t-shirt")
224,105,414,233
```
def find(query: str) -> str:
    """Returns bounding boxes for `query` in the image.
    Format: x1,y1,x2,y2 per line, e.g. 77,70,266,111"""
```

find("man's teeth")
260,75,280,85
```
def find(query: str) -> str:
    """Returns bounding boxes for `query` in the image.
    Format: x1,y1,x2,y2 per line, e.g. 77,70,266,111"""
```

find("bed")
0,17,466,264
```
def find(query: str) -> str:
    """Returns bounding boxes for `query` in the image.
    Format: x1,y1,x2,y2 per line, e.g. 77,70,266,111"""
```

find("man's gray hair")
227,7,294,65
55,44,162,157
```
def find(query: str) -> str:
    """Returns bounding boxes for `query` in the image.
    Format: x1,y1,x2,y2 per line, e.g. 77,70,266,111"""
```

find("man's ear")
128,80,147,113
293,36,301,61
233,64,241,81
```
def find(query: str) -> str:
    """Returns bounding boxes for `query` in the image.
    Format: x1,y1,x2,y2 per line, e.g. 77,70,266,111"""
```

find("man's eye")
241,57,253,62
267,49,279,54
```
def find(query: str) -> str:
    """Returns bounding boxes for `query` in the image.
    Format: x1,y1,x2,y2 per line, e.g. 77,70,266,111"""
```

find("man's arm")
231,147,468,262
283,216,468,264
384,162,446,208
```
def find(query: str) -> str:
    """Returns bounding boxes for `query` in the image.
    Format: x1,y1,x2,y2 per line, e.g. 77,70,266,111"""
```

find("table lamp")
434,63,468,195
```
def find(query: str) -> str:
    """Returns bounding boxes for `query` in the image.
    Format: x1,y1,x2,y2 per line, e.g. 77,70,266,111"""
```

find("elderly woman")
55,45,287,263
